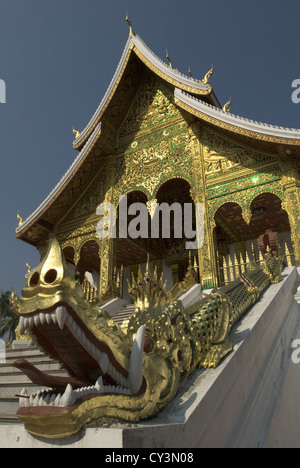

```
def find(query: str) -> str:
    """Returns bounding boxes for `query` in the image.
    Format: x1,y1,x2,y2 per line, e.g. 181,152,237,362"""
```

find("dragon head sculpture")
14,234,282,439
14,236,201,438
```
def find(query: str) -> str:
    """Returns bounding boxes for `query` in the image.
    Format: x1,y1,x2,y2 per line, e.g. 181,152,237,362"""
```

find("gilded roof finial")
126,11,134,38
166,49,173,69
188,67,194,81
26,261,31,274
10,287,20,315
202,64,214,84
145,253,151,278
17,211,23,227
73,127,81,139
222,98,232,113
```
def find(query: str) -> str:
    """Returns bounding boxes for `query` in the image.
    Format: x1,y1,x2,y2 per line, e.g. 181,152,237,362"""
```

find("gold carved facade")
54,70,300,300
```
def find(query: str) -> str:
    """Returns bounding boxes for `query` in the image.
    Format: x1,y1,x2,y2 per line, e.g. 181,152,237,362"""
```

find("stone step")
0,382,54,399
5,347,45,358
0,413,20,424
0,398,20,415
0,365,66,383
112,306,135,326
0,345,69,422
2,348,49,364
0,359,61,376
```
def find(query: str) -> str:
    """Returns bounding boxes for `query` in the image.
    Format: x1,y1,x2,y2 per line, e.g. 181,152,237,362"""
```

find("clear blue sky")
0,0,299,294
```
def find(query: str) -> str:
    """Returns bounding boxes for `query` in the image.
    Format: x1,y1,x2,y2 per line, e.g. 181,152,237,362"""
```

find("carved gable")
119,73,180,140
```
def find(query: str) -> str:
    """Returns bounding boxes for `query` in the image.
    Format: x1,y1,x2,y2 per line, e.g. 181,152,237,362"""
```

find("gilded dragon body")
13,234,283,439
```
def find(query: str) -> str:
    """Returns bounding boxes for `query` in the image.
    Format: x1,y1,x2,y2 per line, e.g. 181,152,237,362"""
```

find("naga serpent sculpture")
13,233,283,439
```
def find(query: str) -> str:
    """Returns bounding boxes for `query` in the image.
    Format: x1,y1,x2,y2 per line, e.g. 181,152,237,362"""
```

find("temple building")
15,24,300,307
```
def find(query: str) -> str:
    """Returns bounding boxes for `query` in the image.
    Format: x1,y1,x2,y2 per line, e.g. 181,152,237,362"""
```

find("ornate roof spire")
126,11,134,38
17,211,23,227
202,64,214,84
222,97,232,113
73,127,81,139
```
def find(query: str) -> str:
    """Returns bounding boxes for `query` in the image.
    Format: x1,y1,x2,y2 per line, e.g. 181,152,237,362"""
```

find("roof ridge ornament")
202,64,214,84
166,49,173,69
126,11,134,38
222,97,232,113
17,211,23,227
73,127,81,140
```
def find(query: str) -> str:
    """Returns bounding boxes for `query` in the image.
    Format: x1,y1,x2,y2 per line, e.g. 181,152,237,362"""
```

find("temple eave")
174,88,300,147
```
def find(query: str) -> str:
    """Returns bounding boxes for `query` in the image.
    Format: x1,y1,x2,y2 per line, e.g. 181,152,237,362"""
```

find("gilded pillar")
99,158,117,301
281,161,300,266
73,240,81,269
189,124,218,289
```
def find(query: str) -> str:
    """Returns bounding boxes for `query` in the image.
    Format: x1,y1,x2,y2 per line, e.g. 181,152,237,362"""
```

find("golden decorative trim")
202,64,213,84
17,211,23,227
73,127,81,139
73,49,133,150
208,185,286,221
175,96,300,145
133,47,213,96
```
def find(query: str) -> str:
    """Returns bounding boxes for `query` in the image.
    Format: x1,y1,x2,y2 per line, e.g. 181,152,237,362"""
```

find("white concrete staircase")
110,285,203,328
0,346,67,424
112,304,136,327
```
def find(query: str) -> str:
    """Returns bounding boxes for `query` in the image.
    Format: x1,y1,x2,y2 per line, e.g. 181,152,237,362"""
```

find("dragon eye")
144,336,154,353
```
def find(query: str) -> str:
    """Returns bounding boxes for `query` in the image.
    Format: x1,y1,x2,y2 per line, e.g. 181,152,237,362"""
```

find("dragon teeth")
39,312,46,326
56,306,67,330
60,384,76,407
99,353,109,375
18,307,142,396
18,388,29,407
95,376,104,393
21,308,64,330
126,326,145,394
18,317,26,336
18,375,134,409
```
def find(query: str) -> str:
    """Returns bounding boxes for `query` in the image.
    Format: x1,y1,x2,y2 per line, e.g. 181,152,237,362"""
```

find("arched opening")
114,180,198,302
214,193,293,286
63,246,76,273
116,191,152,302
76,240,101,301
250,193,294,266
155,178,197,287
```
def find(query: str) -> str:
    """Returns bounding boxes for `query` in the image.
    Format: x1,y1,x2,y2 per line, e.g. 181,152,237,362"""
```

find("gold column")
234,241,247,274
99,159,117,301
189,123,218,289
